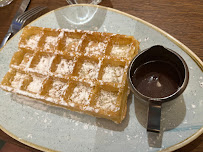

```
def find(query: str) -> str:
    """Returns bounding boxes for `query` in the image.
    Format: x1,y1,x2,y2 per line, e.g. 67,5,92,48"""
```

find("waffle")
0,26,139,123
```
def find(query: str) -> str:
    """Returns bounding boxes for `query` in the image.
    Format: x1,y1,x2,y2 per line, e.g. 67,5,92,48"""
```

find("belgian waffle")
0,26,139,123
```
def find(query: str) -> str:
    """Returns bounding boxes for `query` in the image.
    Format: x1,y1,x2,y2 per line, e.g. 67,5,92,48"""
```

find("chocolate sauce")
132,60,181,98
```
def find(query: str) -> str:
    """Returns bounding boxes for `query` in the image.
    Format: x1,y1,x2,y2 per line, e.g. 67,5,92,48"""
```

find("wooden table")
0,0,202,151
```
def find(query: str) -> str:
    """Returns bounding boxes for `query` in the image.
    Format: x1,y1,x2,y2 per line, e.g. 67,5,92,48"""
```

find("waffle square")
1,26,139,123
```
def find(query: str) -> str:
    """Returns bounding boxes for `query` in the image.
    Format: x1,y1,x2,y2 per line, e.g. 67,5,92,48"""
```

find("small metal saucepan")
127,45,189,133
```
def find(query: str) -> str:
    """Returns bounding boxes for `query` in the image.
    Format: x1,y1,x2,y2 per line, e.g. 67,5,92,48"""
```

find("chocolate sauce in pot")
132,60,181,98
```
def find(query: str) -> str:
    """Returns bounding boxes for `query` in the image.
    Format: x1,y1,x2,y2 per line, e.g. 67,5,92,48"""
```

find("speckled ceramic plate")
0,4,202,152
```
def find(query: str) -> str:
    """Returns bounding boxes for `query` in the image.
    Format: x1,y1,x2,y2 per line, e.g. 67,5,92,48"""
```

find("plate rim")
0,4,202,152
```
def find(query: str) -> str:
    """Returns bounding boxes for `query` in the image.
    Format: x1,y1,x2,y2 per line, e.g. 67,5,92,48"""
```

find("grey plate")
0,4,203,152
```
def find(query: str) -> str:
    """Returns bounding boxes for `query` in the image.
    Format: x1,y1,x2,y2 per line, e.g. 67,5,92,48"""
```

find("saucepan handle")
147,102,162,133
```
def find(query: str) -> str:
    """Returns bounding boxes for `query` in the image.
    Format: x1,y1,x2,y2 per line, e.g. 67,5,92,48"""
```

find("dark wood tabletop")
0,0,202,151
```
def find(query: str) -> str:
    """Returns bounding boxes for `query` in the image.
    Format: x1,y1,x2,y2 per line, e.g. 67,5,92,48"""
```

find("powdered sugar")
11,73,28,89
70,84,92,105
20,34,41,50
44,36,58,50
85,41,106,55
102,65,124,83
96,90,118,112
78,61,99,79
27,76,45,94
20,53,33,68
35,55,55,73
111,44,131,58
66,37,79,45
49,81,68,98
55,59,74,75
66,37,80,51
